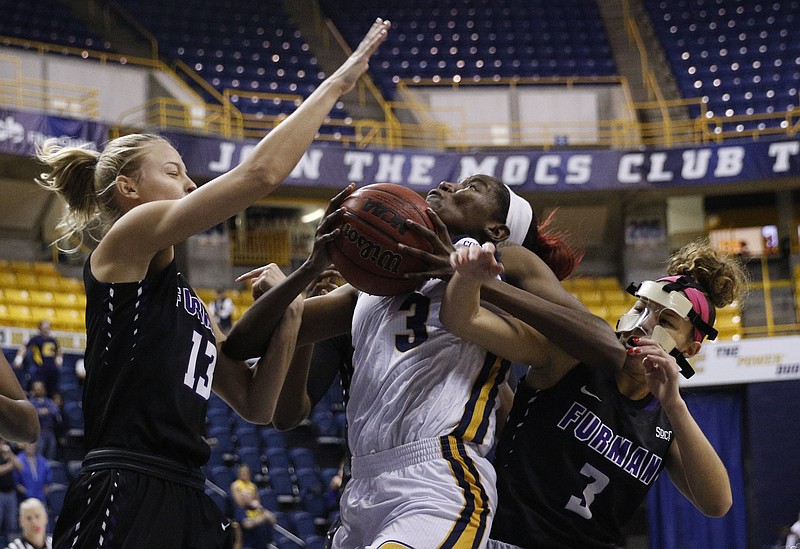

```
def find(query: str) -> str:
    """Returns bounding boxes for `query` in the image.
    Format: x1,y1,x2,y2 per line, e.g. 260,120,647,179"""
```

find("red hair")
528,209,584,281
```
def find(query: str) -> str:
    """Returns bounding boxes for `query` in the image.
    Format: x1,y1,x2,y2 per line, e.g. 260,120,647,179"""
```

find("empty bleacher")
0,0,112,52
645,0,800,133
320,0,617,97
0,260,85,331
200,386,345,544
114,0,354,138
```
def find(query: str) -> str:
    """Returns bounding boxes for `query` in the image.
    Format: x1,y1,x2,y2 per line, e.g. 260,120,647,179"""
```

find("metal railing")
0,53,99,118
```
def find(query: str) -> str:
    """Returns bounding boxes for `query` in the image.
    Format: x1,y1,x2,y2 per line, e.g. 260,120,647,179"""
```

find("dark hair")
494,181,583,280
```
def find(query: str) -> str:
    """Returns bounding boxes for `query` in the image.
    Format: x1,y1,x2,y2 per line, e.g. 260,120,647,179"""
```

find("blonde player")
33,19,391,549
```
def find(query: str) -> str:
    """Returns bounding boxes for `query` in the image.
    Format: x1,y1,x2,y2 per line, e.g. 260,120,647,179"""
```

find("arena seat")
0,0,112,52
301,489,328,519
47,484,68,518
645,0,800,132
115,0,353,135
234,429,260,451
49,460,69,485
210,465,236,491
265,447,291,470
261,427,287,449
288,447,317,470
267,468,297,499
63,401,83,430
289,511,317,540
294,468,323,494
237,446,264,474
258,487,279,512
205,488,230,516
319,0,616,98
208,426,234,454
303,535,325,549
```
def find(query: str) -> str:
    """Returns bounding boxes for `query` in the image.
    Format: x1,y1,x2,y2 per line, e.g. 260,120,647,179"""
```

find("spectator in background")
230,464,274,549
0,439,23,546
209,289,235,335
13,443,50,505
0,353,39,445
13,322,62,399
4,498,51,549
27,383,60,461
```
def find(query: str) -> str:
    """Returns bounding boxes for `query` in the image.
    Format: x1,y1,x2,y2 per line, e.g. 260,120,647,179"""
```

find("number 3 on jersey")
565,463,610,519
184,330,217,399
395,293,430,352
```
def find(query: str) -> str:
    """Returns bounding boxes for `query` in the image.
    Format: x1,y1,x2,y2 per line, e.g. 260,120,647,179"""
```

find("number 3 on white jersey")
565,462,610,519
183,330,217,399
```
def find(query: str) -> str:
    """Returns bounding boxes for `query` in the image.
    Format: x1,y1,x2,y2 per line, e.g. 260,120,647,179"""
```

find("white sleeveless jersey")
348,278,510,458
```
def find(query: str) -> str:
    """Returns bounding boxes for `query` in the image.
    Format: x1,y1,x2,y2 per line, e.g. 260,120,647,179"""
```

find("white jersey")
348,278,510,458
5,536,53,549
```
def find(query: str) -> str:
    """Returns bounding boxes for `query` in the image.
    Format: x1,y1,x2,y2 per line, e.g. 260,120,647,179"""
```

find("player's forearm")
239,303,303,424
480,278,625,369
272,345,314,431
0,398,39,443
441,272,483,338
667,401,732,517
223,262,321,360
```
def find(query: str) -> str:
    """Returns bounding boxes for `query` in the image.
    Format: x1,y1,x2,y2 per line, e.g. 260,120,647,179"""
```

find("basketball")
328,183,434,295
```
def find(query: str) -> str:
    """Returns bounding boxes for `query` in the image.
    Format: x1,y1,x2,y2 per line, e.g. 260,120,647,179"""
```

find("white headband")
505,185,534,245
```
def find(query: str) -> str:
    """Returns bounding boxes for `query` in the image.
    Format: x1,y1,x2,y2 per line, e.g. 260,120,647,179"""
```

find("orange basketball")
328,183,434,295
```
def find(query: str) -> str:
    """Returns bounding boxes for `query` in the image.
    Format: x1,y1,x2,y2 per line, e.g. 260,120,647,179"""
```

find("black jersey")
82,257,215,468
491,363,673,549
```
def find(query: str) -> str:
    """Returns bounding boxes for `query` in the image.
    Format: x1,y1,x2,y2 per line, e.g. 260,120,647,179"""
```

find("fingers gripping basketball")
327,183,434,295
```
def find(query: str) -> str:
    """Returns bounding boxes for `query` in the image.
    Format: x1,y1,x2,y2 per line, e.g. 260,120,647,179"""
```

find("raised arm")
403,210,625,370
98,20,391,272
0,353,39,443
482,244,626,370
441,243,546,365
211,295,303,424
223,185,357,361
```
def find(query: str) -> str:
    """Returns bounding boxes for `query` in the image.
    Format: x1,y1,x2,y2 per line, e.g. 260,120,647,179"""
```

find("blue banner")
2,107,794,193
162,131,800,193
0,109,108,155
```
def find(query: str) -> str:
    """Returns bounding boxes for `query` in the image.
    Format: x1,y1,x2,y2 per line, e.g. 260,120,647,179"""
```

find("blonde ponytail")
35,133,169,252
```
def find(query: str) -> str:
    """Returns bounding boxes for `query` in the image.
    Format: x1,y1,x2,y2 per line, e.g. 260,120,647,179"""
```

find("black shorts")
54,449,234,549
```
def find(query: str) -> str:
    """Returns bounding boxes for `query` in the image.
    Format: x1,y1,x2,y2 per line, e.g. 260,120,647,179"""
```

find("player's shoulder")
496,242,551,278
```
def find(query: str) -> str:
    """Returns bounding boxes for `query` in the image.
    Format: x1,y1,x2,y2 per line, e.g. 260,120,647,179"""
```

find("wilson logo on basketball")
340,222,403,273
360,198,409,235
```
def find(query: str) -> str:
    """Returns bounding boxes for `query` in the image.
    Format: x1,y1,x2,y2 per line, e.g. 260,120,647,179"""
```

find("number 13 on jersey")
183,330,217,399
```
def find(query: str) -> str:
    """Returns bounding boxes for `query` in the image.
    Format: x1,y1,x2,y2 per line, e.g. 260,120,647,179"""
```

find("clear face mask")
615,280,699,379
616,303,680,354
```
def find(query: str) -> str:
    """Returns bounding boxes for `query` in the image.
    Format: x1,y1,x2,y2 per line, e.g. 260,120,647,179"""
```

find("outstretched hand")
329,18,391,96
451,242,504,281
399,208,456,281
237,264,287,302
